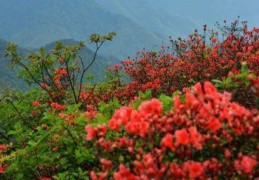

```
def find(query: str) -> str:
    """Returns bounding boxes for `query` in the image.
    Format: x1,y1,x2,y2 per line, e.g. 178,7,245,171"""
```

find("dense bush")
87,81,258,179
102,21,259,107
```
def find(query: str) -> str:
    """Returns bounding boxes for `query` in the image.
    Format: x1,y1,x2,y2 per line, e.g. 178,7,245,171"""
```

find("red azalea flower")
125,121,149,137
113,164,136,180
100,158,112,169
138,98,163,117
85,124,97,141
32,100,39,107
224,149,232,159
112,106,133,125
206,117,222,133
175,129,189,145
0,144,6,151
40,83,47,89
90,171,98,180
80,92,88,99
188,127,203,150
51,102,66,111
108,118,121,131
173,96,182,108
160,133,175,151
240,156,257,173
185,162,204,178
204,81,217,94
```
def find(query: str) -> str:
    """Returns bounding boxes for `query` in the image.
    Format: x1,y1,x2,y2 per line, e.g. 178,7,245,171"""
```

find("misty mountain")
0,39,30,90
0,0,258,59
0,0,162,58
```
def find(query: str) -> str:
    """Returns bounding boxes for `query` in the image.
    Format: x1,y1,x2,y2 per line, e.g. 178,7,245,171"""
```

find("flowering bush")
5,32,116,107
86,82,258,179
105,22,259,107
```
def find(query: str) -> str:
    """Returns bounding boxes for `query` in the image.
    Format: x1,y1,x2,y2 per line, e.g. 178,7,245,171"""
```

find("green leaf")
67,104,81,113
139,89,152,99
159,94,172,113
28,140,36,146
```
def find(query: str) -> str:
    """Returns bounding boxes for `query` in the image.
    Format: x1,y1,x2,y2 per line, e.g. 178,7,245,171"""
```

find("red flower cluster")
53,68,68,89
86,82,258,179
108,99,162,137
101,25,259,107
50,102,66,111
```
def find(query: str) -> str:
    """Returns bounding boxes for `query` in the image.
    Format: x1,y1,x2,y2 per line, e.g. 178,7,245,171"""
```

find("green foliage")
98,97,121,120
212,62,257,108
3,104,95,179
158,94,173,113
132,90,152,109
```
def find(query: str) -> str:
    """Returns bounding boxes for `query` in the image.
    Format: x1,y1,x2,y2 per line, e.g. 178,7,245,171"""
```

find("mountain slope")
96,0,197,39
0,0,162,58
0,39,29,90
0,0,258,59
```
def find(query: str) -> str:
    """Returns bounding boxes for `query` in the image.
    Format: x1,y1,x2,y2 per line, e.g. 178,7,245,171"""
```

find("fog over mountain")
0,0,258,58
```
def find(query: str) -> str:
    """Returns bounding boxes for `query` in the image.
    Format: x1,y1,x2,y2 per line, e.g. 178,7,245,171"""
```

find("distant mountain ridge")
0,0,258,59
0,0,163,58
0,39,30,90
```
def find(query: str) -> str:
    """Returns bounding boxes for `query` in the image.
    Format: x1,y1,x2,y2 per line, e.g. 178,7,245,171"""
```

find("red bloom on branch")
188,127,203,150
184,161,204,178
0,144,6,151
33,100,39,107
113,164,136,180
204,81,217,94
239,156,257,173
224,149,231,159
175,129,189,145
160,133,175,151
113,106,133,125
40,83,47,89
100,158,112,169
50,102,66,111
138,98,163,117
108,118,121,131
108,106,133,130
125,120,149,137
85,124,97,141
206,117,222,133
